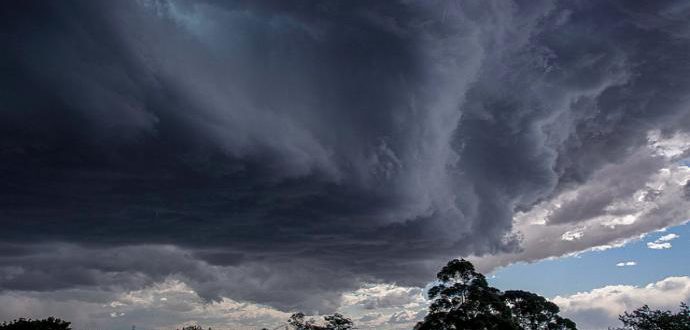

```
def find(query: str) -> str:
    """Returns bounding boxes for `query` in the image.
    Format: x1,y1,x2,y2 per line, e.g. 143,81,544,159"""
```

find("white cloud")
0,279,290,330
553,276,690,330
561,228,584,241
658,233,680,241
388,310,426,325
341,284,424,310
473,131,690,272
647,233,679,249
615,261,636,267
0,279,427,330
648,130,690,159
647,242,672,249
339,283,426,329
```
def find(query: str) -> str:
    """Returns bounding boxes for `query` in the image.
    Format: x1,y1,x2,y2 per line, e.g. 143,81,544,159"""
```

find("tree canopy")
323,313,354,330
612,303,690,330
415,259,577,330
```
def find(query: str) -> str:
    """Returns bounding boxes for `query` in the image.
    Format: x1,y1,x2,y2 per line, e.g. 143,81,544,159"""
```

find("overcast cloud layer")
2,0,690,318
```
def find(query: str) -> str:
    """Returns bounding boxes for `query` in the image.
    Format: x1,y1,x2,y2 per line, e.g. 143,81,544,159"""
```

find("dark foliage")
612,303,690,330
288,312,315,329
287,312,353,330
180,326,207,330
415,259,577,330
503,290,577,330
323,313,353,330
0,317,71,330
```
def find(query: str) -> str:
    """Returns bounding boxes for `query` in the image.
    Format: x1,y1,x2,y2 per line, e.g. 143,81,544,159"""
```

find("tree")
502,290,576,330
415,259,577,330
612,303,690,330
180,326,204,330
324,313,353,330
287,312,353,330
415,259,517,330
288,313,317,330
0,317,71,330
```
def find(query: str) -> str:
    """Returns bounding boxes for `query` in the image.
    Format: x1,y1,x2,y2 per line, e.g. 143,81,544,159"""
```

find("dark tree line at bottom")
2,260,688,330
0,317,71,330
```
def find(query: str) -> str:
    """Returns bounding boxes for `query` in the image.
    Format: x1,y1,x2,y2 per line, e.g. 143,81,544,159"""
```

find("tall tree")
415,259,577,330
415,259,518,330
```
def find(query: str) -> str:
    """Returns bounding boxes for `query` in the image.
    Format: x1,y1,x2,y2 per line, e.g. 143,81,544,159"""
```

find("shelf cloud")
2,0,690,314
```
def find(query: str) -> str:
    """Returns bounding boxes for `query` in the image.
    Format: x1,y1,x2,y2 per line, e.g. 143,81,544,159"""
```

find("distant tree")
288,313,317,330
415,259,577,330
612,303,690,330
324,313,353,330
287,312,353,330
0,317,71,330
181,325,204,330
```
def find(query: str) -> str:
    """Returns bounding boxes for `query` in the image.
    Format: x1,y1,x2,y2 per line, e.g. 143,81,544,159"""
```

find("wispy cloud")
615,261,637,267
658,233,679,241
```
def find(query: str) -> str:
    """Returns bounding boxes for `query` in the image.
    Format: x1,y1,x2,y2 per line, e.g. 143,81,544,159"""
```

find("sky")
1,0,690,329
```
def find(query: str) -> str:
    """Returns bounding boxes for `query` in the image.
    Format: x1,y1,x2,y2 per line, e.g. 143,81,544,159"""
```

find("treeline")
2,260,688,330
0,317,71,330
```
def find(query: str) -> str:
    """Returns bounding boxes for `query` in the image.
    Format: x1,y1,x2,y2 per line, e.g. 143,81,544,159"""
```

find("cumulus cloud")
0,279,289,330
615,261,637,267
0,276,425,330
647,242,672,250
341,284,424,311
553,276,690,330
475,136,690,271
2,0,690,321
647,233,680,249
339,284,426,329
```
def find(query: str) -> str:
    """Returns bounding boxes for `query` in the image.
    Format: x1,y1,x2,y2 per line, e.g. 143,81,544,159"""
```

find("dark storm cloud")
2,0,690,311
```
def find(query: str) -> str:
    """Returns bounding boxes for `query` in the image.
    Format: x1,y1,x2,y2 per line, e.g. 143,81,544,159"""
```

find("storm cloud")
2,0,690,314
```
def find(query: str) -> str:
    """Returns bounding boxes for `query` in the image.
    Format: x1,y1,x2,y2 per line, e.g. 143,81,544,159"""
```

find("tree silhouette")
288,312,317,329
415,259,517,330
415,259,576,330
324,313,353,330
612,303,690,330
502,290,576,330
0,317,71,330
180,326,204,330
287,312,353,330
